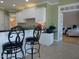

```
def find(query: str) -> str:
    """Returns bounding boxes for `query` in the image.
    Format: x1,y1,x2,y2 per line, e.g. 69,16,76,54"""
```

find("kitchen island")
0,29,54,59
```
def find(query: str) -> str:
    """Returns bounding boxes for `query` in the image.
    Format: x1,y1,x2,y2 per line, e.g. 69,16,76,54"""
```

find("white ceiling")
0,0,59,12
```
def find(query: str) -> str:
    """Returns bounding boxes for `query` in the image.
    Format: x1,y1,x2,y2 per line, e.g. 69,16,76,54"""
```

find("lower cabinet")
39,33,54,46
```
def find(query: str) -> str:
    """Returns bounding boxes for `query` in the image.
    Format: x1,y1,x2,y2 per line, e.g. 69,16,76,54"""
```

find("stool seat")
26,37,38,42
26,37,39,45
2,41,22,51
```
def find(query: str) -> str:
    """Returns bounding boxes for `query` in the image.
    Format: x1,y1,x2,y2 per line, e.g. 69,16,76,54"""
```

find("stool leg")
24,44,26,54
15,52,17,59
31,45,33,59
10,51,12,59
6,53,8,59
15,48,17,59
1,51,4,59
21,48,24,58
38,43,40,58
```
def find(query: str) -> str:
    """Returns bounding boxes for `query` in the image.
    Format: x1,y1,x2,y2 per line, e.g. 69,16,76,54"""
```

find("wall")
46,4,58,27
46,4,58,40
63,11,79,27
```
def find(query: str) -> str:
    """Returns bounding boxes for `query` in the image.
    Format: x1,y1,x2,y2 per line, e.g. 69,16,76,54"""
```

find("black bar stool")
25,27,42,59
1,26,25,59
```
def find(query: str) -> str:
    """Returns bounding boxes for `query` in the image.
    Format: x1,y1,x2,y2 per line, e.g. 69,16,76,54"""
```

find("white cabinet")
39,33,54,46
35,7,46,22
0,10,5,30
0,10,9,30
16,8,36,23
4,13,9,30
16,7,46,23
23,8,36,19
16,11,25,23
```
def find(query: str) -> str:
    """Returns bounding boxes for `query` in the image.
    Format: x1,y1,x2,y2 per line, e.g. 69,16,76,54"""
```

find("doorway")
58,3,79,44
63,11,79,44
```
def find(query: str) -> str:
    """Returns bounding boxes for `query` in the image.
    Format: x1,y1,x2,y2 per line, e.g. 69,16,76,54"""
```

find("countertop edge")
0,28,34,32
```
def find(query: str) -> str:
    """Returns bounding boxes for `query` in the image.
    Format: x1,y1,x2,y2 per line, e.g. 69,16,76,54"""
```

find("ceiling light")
26,3,36,8
13,4,16,7
0,0,4,3
25,0,29,2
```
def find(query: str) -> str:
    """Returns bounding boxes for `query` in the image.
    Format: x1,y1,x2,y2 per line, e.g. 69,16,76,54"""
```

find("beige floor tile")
24,42,79,59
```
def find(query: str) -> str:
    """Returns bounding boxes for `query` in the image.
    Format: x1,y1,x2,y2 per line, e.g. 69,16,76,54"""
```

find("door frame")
58,3,79,41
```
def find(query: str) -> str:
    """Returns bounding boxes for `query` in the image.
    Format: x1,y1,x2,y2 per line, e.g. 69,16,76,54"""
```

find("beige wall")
63,11,79,27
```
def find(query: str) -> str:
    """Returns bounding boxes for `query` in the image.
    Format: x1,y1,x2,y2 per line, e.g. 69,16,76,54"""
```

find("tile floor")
24,42,79,59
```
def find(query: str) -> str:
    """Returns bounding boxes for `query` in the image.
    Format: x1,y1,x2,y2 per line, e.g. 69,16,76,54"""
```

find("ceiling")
0,0,59,12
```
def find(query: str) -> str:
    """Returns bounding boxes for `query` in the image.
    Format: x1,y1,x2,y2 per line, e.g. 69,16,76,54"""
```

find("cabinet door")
35,7,46,22
16,12,25,23
23,8,35,19
0,10,5,30
16,8,35,23
16,7,46,23
4,13,9,30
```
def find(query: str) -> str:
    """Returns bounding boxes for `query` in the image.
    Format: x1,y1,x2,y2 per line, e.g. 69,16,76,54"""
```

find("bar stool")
25,27,41,59
1,26,25,59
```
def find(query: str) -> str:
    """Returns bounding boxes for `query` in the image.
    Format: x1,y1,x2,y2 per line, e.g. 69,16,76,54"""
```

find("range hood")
18,18,35,29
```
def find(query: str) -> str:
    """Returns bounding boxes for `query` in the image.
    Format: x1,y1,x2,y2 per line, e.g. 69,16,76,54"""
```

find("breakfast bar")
0,29,54,59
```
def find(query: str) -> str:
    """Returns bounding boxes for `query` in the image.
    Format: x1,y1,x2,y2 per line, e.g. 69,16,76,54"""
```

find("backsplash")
18,18,35,29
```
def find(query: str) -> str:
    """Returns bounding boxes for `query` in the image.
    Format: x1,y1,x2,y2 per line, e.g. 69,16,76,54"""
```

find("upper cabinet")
16,11,25,23
35,7,46,22
0,10,9,30
0,10,4,26
16,7,46,23
23,8,36,18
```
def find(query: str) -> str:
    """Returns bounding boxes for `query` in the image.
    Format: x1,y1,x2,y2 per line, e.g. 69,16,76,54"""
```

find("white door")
58,13,63,41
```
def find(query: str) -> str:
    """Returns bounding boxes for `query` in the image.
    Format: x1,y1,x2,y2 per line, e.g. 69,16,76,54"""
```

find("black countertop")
0,28,34,32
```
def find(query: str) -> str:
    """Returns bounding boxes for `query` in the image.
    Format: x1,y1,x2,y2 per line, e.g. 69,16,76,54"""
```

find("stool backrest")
8,26,25,44
33,27,41,40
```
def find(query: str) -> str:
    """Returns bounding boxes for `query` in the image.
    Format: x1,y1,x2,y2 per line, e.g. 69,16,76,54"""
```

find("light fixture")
13,4,16,7
0,0,4,3
26,3,36,8
25,0,29,2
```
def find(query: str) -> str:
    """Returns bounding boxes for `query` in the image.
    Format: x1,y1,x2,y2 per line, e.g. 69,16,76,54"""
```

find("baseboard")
54,39,62,42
